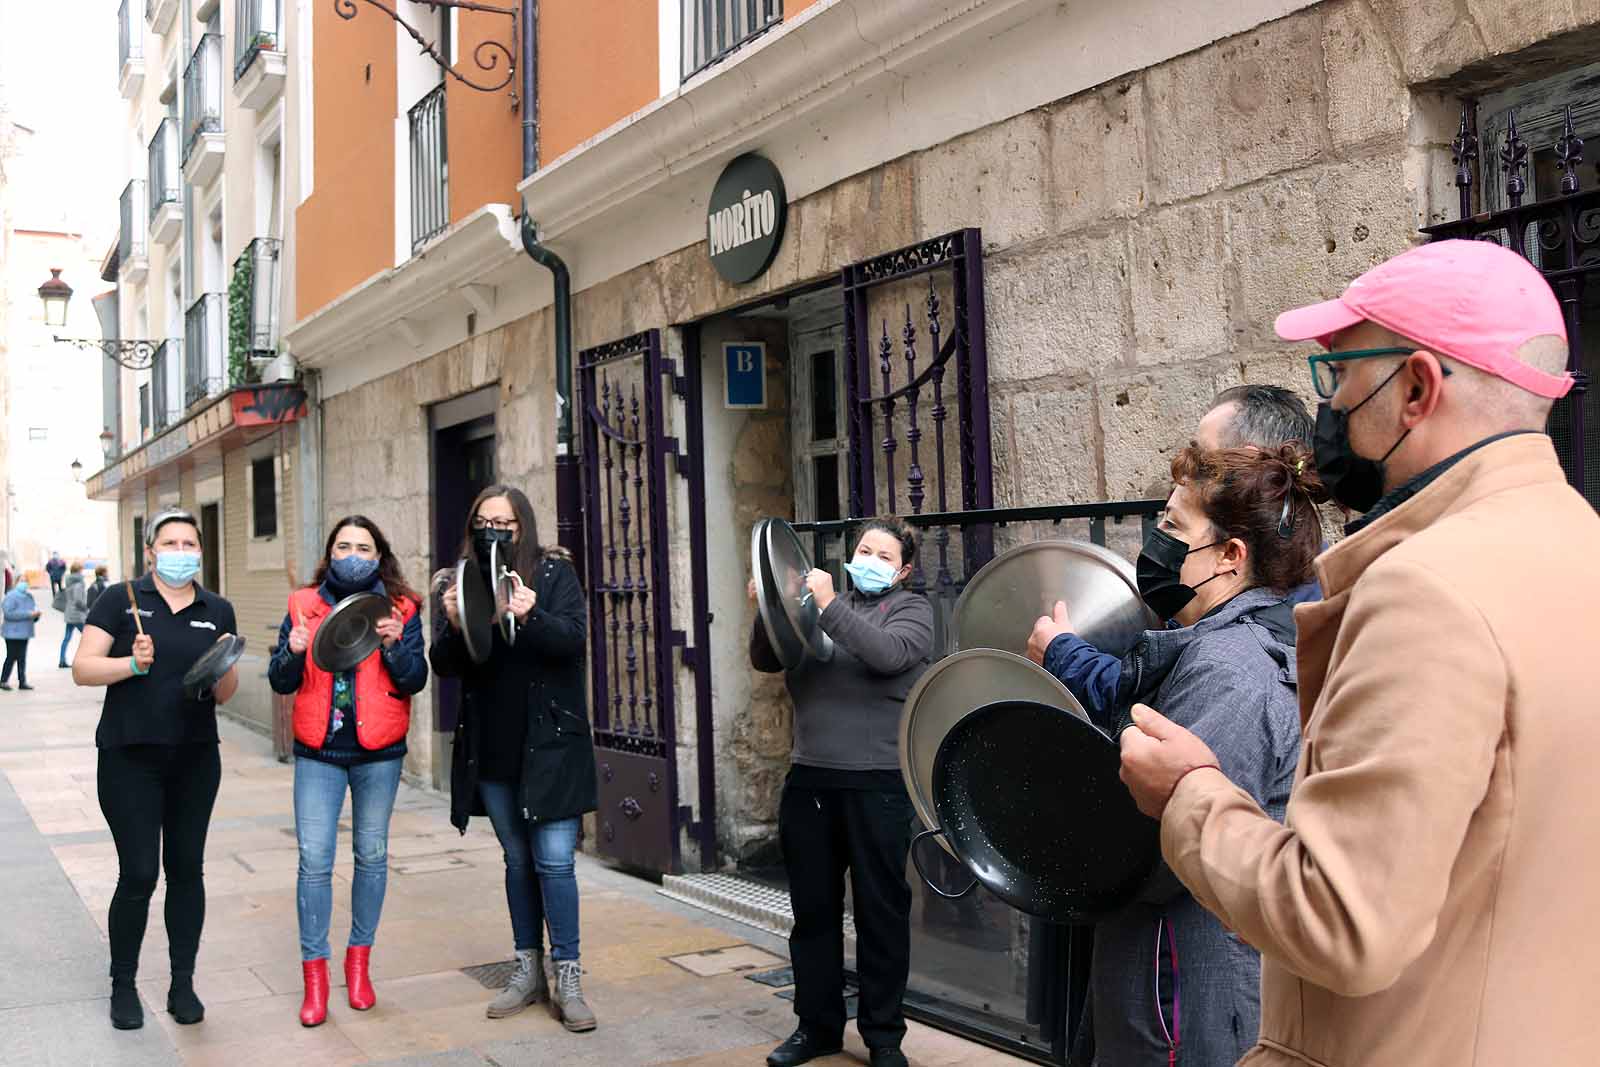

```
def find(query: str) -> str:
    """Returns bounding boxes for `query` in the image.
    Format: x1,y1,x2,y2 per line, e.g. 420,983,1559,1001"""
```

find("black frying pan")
911,698,1160,923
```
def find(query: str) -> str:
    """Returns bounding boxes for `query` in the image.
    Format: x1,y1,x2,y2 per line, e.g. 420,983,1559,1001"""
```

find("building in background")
0,112,119,583
83,0,308,738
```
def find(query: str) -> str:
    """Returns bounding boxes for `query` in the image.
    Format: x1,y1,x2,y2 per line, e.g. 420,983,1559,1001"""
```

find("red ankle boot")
345,945,376,1010
299,959,330,1027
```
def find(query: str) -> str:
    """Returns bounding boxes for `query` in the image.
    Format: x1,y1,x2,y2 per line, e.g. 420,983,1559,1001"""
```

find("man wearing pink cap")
1117,239,1600,1066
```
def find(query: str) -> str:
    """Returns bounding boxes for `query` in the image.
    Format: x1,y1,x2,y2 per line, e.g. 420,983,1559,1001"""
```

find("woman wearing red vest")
267,516,427,1027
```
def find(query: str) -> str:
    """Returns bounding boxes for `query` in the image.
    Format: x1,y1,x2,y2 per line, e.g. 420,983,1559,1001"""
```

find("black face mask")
472,528,515,570
1313,363,1412,513
1136,527,1225,622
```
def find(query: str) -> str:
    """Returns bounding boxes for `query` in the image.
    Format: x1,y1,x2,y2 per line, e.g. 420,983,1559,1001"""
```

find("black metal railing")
119,0,142,74
183,33,224,165
230,238,281,377
792,500,1164,658
408,83,449,253
234,0,281,81
119,179,147,264
1429,100,1600,508
151,342,174,433
185,294,225,406
147,118,179,225
682,0,781,79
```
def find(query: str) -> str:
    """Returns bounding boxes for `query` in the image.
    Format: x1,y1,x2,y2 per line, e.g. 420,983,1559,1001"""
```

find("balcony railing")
147,118,179,224
183,33,224,165
151,341,176,434
230,238,281,382
682,0,781,80
119,0,143,73
408,83,448,253
234,0,281,81
119,179,147,264
185,294,226,406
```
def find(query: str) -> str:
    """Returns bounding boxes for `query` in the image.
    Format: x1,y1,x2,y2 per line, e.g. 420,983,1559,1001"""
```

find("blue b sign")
724,342,767,409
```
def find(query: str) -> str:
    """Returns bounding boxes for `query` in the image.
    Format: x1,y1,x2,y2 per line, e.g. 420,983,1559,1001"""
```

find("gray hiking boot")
549,959,596,1032
486,949,547,1018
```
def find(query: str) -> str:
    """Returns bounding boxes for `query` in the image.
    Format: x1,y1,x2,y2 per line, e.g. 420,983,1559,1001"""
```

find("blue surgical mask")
845,556,899,596
155,551,202,586
328,555,381,590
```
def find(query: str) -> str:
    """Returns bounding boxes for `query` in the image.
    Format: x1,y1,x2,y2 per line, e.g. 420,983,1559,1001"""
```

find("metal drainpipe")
516,0,582,568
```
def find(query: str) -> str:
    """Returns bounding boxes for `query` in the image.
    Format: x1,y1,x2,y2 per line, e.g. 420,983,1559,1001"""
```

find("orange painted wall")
538,0,659,163
789,0,821,14
447,10,524,223
295,2,396,321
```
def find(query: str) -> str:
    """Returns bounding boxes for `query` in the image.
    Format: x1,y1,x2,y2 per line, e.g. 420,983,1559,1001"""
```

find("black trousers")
780,782,916,1051
97,744,222,979
1,639,27,685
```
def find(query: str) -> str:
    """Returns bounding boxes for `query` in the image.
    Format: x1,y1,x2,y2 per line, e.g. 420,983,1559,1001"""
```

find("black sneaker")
870,1048,909,1067
766,1027,843,1067
110,980,143,1030
17,683,33,691
0,683,11,691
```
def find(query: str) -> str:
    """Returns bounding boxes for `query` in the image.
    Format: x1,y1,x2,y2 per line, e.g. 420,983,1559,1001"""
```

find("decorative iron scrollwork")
52,336,162,371
334,0,519,104
620,796,644,820
647,771,660,793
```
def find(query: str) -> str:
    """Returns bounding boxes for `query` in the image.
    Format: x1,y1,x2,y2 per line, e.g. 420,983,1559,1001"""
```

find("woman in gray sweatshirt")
750,516,934,1067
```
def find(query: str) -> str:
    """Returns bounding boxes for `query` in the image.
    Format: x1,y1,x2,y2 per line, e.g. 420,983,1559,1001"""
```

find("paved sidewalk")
0,612,1029,1067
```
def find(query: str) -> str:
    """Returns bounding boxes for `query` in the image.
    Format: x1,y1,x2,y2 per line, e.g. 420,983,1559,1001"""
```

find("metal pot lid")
311,592,391,673
457,558,495,666
930,698,1160,922
954,539,1155,661
182,632,246,699
899,648,1087,857
753,517,833,670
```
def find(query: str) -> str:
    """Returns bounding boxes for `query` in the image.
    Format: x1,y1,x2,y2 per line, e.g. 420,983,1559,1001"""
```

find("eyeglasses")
1306,347,1414,399
471,517,518,531
1306,347,1455,399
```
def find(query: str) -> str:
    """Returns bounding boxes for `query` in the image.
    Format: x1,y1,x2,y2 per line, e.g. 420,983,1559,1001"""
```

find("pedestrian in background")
45,552,65,598
1,577,41,691
86,566,110,612
60,562,88,668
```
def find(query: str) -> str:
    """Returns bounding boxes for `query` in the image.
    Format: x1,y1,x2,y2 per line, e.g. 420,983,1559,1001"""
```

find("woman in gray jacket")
1029,442,1326,1067
750,517,934,1067
60,562,89,667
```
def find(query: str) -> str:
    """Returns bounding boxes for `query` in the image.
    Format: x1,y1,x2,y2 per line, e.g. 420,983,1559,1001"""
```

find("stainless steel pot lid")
457,558,495,666
491,539,519,645
954,539,1155,660
182,632,246,700
753,517,834,670
311,592,391,673
899,647,1086,857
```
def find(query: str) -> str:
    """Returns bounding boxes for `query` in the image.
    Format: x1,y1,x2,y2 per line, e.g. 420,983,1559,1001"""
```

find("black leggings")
97,744,222,979
1,639,27,685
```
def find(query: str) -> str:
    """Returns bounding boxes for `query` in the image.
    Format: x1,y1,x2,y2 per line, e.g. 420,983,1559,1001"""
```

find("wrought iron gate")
1428,101,1599,507
577,330,700,872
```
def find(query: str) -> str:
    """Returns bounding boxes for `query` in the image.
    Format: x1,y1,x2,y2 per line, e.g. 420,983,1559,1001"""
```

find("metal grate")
682,0,781,81
460,959,519,990
183,33,223,165
147,118,179,223
119,179,147,264
659,872,857,942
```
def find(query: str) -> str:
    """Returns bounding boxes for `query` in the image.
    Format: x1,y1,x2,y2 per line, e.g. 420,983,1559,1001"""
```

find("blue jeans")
294,756,403,961
59,623,82,665
478,780,581,961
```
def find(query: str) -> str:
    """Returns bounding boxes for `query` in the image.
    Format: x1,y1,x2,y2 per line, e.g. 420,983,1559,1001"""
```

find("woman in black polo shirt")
73,508,240,1032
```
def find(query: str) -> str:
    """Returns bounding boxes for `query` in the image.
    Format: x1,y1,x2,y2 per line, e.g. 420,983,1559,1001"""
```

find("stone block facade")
311,0,1599,862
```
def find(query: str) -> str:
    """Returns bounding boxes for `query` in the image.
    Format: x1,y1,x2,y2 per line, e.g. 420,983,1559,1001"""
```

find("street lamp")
39,268,162,370
37,269,73,328
70,459,83,483
99,430,115,461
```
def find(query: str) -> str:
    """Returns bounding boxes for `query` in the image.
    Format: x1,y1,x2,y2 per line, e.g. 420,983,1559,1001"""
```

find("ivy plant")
228,248,257,386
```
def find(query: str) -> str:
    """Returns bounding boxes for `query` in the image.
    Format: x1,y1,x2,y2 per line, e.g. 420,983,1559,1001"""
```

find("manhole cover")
461,959,518,989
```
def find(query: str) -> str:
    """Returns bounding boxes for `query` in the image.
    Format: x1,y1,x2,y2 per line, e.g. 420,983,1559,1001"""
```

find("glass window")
250,455,277,539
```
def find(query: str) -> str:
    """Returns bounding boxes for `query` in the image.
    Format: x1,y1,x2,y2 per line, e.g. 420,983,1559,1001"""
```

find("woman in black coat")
431,485,597,1031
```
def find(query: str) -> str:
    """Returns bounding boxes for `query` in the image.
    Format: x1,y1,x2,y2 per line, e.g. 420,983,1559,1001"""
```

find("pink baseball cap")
1274,239,1573,399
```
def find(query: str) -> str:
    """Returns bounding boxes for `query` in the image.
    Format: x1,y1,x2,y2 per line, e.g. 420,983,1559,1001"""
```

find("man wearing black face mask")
1119,240,1600,1067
